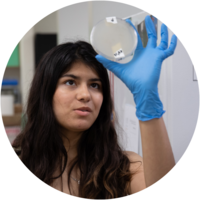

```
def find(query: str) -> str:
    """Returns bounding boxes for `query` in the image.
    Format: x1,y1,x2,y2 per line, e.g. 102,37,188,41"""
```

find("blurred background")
1,1,199,164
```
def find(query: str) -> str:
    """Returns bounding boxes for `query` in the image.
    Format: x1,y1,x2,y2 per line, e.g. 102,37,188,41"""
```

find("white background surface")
0,0,199,199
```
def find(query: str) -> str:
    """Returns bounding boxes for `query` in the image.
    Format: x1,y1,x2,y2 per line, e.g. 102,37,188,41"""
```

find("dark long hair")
13,41,138,198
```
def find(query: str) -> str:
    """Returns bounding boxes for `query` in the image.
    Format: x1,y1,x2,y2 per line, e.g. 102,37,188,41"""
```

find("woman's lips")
74,110,91,116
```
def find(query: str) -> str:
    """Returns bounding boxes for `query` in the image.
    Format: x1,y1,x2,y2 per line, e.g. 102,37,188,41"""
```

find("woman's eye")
91,83,100,89
65,81,100,89
65,80,75,86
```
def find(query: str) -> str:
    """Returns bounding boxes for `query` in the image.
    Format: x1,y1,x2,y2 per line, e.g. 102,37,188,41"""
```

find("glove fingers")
125,19,143,50
145,16,157,48
158,24,168,50
163,34,177,59
95,54,115,67
95,55,122,77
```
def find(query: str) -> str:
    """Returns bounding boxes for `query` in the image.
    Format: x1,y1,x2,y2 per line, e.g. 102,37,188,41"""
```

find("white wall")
58,2,90,44
155,18,199,163
34,11,58,33
168,39,199,163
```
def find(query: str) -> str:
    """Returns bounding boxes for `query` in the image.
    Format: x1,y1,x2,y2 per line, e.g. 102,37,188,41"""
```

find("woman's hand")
96,16,177,121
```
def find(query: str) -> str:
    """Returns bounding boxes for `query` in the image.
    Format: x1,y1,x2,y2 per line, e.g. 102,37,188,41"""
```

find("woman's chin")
68,123,92,133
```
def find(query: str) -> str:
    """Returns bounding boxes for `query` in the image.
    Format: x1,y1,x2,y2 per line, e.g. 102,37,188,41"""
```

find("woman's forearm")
139,117,175,187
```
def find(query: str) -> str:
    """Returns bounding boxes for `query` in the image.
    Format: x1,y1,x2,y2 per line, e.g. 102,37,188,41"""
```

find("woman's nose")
76,84,91,102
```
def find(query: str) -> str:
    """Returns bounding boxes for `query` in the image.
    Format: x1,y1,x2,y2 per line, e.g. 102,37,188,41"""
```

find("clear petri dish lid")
90,16,138,62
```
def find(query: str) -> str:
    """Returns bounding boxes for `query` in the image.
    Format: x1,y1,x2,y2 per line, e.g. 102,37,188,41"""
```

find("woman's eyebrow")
61,74,102,82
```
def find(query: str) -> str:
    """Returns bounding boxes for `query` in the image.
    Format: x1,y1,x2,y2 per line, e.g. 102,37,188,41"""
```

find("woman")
13,16,177,198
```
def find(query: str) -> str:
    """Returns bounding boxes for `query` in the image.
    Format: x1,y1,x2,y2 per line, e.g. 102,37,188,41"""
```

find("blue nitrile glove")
95,16,177,121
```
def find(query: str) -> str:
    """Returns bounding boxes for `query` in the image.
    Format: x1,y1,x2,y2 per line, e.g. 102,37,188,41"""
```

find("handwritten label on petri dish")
106,17,118,24
113,48,125,60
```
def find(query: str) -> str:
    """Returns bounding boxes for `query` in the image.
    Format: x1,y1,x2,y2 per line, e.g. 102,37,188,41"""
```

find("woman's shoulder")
123,151,144,175
123,151,146,193
123,151,143,163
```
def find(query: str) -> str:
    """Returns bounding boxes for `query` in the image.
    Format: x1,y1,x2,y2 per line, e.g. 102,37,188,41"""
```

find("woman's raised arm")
139,117,175,186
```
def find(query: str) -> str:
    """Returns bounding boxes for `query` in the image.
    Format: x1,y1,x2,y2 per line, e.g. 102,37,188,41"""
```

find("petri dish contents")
90,17,138,62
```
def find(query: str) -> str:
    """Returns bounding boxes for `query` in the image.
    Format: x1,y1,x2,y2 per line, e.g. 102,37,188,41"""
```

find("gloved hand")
96,15,177,121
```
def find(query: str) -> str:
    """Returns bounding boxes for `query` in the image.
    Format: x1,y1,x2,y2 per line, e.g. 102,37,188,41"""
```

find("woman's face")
53,61,103,133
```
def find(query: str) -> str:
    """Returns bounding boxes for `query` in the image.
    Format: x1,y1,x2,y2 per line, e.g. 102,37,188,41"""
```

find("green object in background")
7,44,20,67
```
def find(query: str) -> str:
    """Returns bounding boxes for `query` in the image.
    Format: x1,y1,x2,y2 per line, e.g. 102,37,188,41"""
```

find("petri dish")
90,17,138,62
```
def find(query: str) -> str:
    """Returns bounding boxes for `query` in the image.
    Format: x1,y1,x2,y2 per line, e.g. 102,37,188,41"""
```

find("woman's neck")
60,128,83,161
